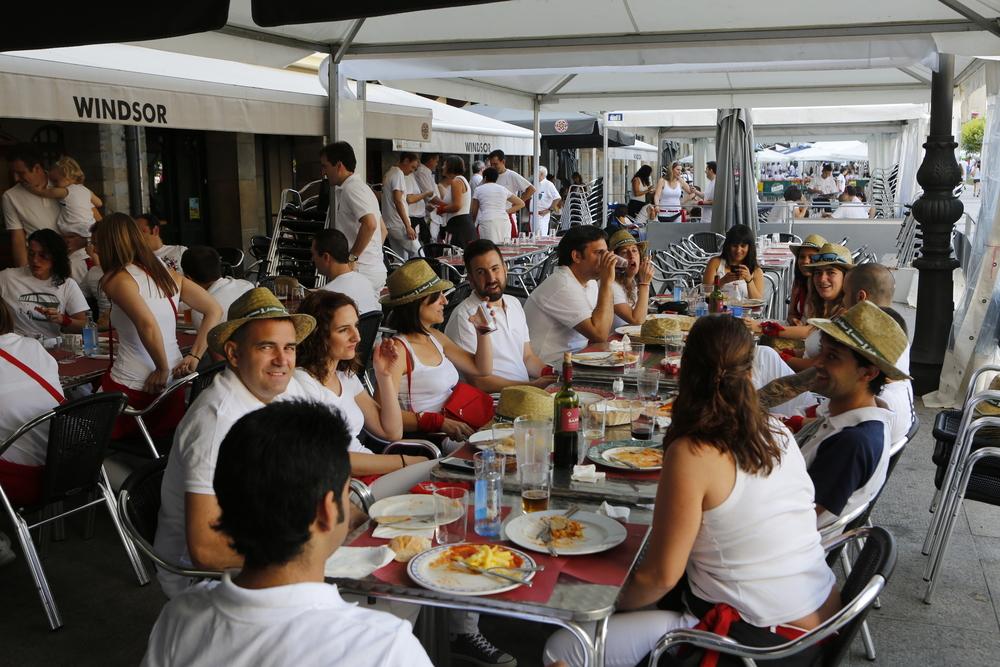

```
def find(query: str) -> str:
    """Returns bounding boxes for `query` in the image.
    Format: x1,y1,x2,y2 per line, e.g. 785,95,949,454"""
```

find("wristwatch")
349,253,359,263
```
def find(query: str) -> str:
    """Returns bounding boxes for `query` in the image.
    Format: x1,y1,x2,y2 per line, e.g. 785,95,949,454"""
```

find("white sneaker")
0,531,16,567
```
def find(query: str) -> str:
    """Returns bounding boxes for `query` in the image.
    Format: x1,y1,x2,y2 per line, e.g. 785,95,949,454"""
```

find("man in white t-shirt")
413,154,443,244
701,161,717,225
321,142,387,292
153,288,317,598
381,153,424,259
524,225,619,366
142,400,431,667
135,213,187,274
179,246,255,328
470,160,485,192
446,240,556,390
3,145,59,267
311,228,382,315
827,192,869,220
488,150,535,236
533,167,562,237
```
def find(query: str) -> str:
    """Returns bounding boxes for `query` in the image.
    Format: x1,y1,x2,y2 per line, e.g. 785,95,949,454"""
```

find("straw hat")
208,287,316,355
609,229,637,251
808,300,910,381
491,385,554,423
975,375,1000,417
380,259,454,307
805,242,854,271
788,233,826,255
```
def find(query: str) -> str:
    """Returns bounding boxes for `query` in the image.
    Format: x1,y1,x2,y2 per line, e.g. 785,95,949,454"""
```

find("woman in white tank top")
438,156,476,248
94,214,222,438
701,223,765,302
545,316,839,667
381,259,494,441
653,161,700,222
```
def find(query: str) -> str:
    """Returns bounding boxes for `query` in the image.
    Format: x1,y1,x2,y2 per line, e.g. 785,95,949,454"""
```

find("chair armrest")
123,372,198,417
0,408,57,460
349,478,375,513
384,439,442,459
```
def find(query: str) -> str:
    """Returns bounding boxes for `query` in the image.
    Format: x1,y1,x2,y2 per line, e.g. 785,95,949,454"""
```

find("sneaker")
451,633,517,666
0,532,16,567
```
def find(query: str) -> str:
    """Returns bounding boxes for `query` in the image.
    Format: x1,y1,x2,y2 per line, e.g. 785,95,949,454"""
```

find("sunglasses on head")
811,252,847,264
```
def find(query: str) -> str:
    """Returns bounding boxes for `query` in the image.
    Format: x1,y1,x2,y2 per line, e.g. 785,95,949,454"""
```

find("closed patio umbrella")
712,108,759,234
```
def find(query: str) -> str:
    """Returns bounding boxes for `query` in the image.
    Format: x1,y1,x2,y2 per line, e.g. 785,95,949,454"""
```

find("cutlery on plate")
375,513,436,524
455,561,533,587
606,455,639,469
536,505,580,556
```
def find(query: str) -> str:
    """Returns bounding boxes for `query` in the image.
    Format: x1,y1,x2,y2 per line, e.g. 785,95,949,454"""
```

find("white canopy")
756,148,792,162
126,0,1000,112
785,140,869,162
608,140,657,161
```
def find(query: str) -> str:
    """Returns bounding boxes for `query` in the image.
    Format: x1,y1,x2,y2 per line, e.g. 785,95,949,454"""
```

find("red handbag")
399,337,495,429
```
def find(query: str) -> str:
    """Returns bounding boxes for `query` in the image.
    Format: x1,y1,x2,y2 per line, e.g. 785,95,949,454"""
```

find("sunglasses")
811,252,848,264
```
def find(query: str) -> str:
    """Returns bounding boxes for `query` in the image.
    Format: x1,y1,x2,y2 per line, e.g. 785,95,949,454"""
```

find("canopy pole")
602,111,609,226
911,53,964,394
123,126,142,217
532,95,541,236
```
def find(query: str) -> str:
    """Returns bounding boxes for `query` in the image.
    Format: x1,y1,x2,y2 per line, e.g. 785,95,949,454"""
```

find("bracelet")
187,353,201,361
637,283,651,286
60,314,72,327
400,453,407,468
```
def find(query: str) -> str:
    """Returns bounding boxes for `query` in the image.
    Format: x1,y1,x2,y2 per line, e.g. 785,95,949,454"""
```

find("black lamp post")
910,53,964,395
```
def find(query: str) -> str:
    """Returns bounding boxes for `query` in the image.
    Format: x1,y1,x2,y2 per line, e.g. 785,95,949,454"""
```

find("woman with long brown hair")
294,290,427,476
544,315,839,667
95,213,221,437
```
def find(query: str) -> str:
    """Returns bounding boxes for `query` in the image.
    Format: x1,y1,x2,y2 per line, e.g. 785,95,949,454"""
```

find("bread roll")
389,535,432,563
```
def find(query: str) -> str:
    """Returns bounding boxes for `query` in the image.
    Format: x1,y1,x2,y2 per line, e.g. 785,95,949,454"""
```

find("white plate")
505,510,628,556
368,494,458,530
470,427,517,455
615,325,642,337
407,544,537,596
600,446,664,471
571,351,637,368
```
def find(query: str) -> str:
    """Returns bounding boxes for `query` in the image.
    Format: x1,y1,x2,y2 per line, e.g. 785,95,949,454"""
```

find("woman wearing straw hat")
787,234,826,325
701,224,764,302
747,242,853,371
608,229,654,329
381,259,494,441
294,290,429,476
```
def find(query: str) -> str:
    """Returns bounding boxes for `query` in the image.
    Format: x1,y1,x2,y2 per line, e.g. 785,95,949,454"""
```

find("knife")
456,561,533,587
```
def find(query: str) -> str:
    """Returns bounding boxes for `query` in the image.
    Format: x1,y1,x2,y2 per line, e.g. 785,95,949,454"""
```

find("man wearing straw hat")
794,300,907,528
153,287,317,598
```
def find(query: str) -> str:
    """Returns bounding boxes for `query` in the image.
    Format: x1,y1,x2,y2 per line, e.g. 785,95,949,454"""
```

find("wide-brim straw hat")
808,300,910,381
380,259,454,307
608,229,646,254
489,385,554,425
208,287,316,355
805,242,854,271
788,233,827,255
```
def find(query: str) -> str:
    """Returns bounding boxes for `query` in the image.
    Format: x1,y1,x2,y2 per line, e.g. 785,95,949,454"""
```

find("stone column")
910,53,964,394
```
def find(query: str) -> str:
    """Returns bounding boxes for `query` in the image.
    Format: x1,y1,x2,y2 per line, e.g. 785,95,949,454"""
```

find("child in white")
24,156,102,237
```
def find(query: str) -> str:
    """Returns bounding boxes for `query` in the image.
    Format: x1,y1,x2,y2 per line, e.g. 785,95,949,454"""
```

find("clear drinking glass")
630,401,655,441
518,462,551,513
664,331,685,358
513,416,553,468
434,487,468,544
622,341,644,377
579,400,607,465
636,368,661,399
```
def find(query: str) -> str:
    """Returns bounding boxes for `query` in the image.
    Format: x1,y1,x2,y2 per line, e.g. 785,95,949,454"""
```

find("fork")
455,561,534,587
537,506,580,556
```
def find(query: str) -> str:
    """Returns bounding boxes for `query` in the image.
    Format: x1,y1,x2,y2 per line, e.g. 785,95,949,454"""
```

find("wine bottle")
708,276,725,314
553,352,580,470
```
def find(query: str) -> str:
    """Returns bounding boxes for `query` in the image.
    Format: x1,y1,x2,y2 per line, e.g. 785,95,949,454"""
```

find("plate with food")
368,494,459,530
588,441,664,471
571,351,640,367
545,384,614,405
614,325,643,337
505,510,628,556
469,427,517,455
407,543,538,595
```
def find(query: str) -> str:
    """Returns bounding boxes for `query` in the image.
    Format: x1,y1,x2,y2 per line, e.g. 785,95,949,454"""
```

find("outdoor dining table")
329,492,653,667
54,330,197,389
438,237,558,268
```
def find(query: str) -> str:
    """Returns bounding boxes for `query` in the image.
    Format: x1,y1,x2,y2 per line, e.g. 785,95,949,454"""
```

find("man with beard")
444,239,556,391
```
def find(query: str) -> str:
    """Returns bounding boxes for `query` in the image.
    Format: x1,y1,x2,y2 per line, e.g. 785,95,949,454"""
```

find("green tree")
961,117,985,155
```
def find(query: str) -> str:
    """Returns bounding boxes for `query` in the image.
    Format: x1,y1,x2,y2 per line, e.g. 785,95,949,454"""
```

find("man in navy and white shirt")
794,302,908,529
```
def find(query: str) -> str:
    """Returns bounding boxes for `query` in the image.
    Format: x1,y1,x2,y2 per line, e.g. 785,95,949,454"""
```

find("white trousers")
387,226,421,259
478,216,511,243
533,213,551,237
543,610,698,667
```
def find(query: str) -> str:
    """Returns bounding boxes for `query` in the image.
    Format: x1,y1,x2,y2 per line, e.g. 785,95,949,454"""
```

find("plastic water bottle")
82,315,98,357
694,301,709,318
672,280,683,302
474,449,503,538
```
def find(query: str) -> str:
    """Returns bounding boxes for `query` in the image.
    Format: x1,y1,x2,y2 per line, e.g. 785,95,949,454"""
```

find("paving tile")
965,501,1000,538
854,617,1000,666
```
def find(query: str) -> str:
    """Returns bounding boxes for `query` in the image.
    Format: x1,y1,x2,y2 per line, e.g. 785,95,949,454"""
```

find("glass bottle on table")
708,276,726,314
553,352,580,471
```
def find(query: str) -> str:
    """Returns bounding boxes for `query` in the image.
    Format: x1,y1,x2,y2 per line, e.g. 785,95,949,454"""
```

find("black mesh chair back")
120,457,167,545
822,527,897,666
420,243,461,259
40,392,127,504
439,283,473,331
189,360,227,407
217,247,246,278
689,232,726,253
357,310,384,372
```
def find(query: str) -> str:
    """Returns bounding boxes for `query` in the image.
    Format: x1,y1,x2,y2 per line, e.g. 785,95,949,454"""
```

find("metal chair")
357,310,384,394
118,457,223,582
439,282,472,331
217,247,246,278
0,392,148,629
383,247,407,273
188,361,227,407
117,372,198,459
419,243,462,259
647,526,897,667
686,231,726,254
